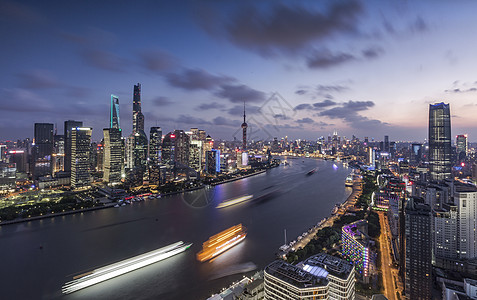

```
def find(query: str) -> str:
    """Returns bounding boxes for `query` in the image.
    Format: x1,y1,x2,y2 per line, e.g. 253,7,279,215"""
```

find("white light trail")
62,241,192,294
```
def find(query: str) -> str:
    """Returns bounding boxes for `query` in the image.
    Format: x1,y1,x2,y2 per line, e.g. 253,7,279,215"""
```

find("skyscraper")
103,128,123,185
33,123,54,179
242,102,248,151
429,102,451,181
110,94,120,129
64,120,83,174
71,127,92,189
149,127,162,184
132,83,144,133
127,83,147,173
173,130,190,167
103,95,123,185
405,197,432,300
456,134,468,162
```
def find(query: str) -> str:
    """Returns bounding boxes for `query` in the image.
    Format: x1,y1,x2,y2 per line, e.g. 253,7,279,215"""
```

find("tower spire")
243,101,246,123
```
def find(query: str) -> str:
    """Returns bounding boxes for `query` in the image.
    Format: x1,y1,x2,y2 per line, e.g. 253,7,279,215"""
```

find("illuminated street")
378,211,398,300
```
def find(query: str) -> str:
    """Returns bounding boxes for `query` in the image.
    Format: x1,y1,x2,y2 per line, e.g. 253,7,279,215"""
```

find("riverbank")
210,169,267,186
0,203,116,226
280,171,362,256
0,167,273,226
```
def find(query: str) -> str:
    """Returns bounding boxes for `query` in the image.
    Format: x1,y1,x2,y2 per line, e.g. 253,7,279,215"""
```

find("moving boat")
62,241,192,294
306,168,317,176
197,224,247,262
345,175,353,187
216,195,253,208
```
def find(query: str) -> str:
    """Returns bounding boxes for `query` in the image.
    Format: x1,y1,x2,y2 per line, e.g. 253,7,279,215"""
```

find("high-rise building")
341,220,371,281
53,134,65,174
103,95,124,185
149,127,162,184
132,83,144,133
64,120,83,173
264,253,355,300
71,127,92,189
33,123,54,179
429,102,451,181
242,103,248,151
161,132,175,165
384,135,390,153
127,84,147,173
173,130,189,167
189,140,202,173
206,149,220,175
103,128,123,185
110,94,120,129
405,197,432,300
456,134,468,162
149,127,162,164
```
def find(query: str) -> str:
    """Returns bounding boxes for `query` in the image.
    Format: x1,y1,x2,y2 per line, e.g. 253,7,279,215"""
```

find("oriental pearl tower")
241,102,247,151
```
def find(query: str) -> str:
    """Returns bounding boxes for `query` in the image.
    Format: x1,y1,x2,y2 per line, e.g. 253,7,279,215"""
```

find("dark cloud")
197,102,226,110
295,89,307,95
152,96,173,106
165,68,233,91
313,99,337,109
65,86,91,98
362,47,383,59
307,50,356,69
214,84,266,103
201,1,362,56
273,114,291,120
316,84,349,93
176,114,211,125
410,16,428,33
212,116,239,126
318,100,386,129
0,0,46,24
295,103,313,110
226,104,261,116
0,88,53,112
17,70,60,89
82,49,126,72
295,100,337,111
139,49,178,72
445,88,477,93
296,117,315,124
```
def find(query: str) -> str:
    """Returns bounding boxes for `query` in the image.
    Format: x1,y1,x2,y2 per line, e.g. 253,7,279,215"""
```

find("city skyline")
2,1,477,141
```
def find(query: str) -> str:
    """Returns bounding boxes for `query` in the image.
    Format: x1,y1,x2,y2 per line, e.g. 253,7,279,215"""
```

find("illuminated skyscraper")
33,123,54,179
103,95,123,185
242,102,248,151
64,120,83,174
110,94,120,129
405,197,432,300
132,83,144,133
456,134,468,162
149,127,162,184
429,102,451,181
127,83,147,173
71,127,92,189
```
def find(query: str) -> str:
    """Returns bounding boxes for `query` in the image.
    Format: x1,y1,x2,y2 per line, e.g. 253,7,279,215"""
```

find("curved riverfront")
0,158,351,300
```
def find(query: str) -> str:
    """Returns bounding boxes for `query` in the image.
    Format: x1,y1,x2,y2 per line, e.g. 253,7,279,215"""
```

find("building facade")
71,127,92,189
405,198,432,300
429,102,451,182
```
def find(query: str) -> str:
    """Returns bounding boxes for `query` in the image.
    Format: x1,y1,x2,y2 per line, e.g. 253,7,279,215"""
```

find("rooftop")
265,260,328,289
300,253,353,280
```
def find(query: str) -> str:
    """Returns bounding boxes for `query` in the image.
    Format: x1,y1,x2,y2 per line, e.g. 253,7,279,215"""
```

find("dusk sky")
2,0,477,142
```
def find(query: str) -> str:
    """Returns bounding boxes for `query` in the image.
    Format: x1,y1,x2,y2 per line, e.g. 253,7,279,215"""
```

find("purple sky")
1,0,477,142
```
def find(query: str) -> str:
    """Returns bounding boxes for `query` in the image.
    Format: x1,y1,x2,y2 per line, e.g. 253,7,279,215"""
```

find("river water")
0,158,351,300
